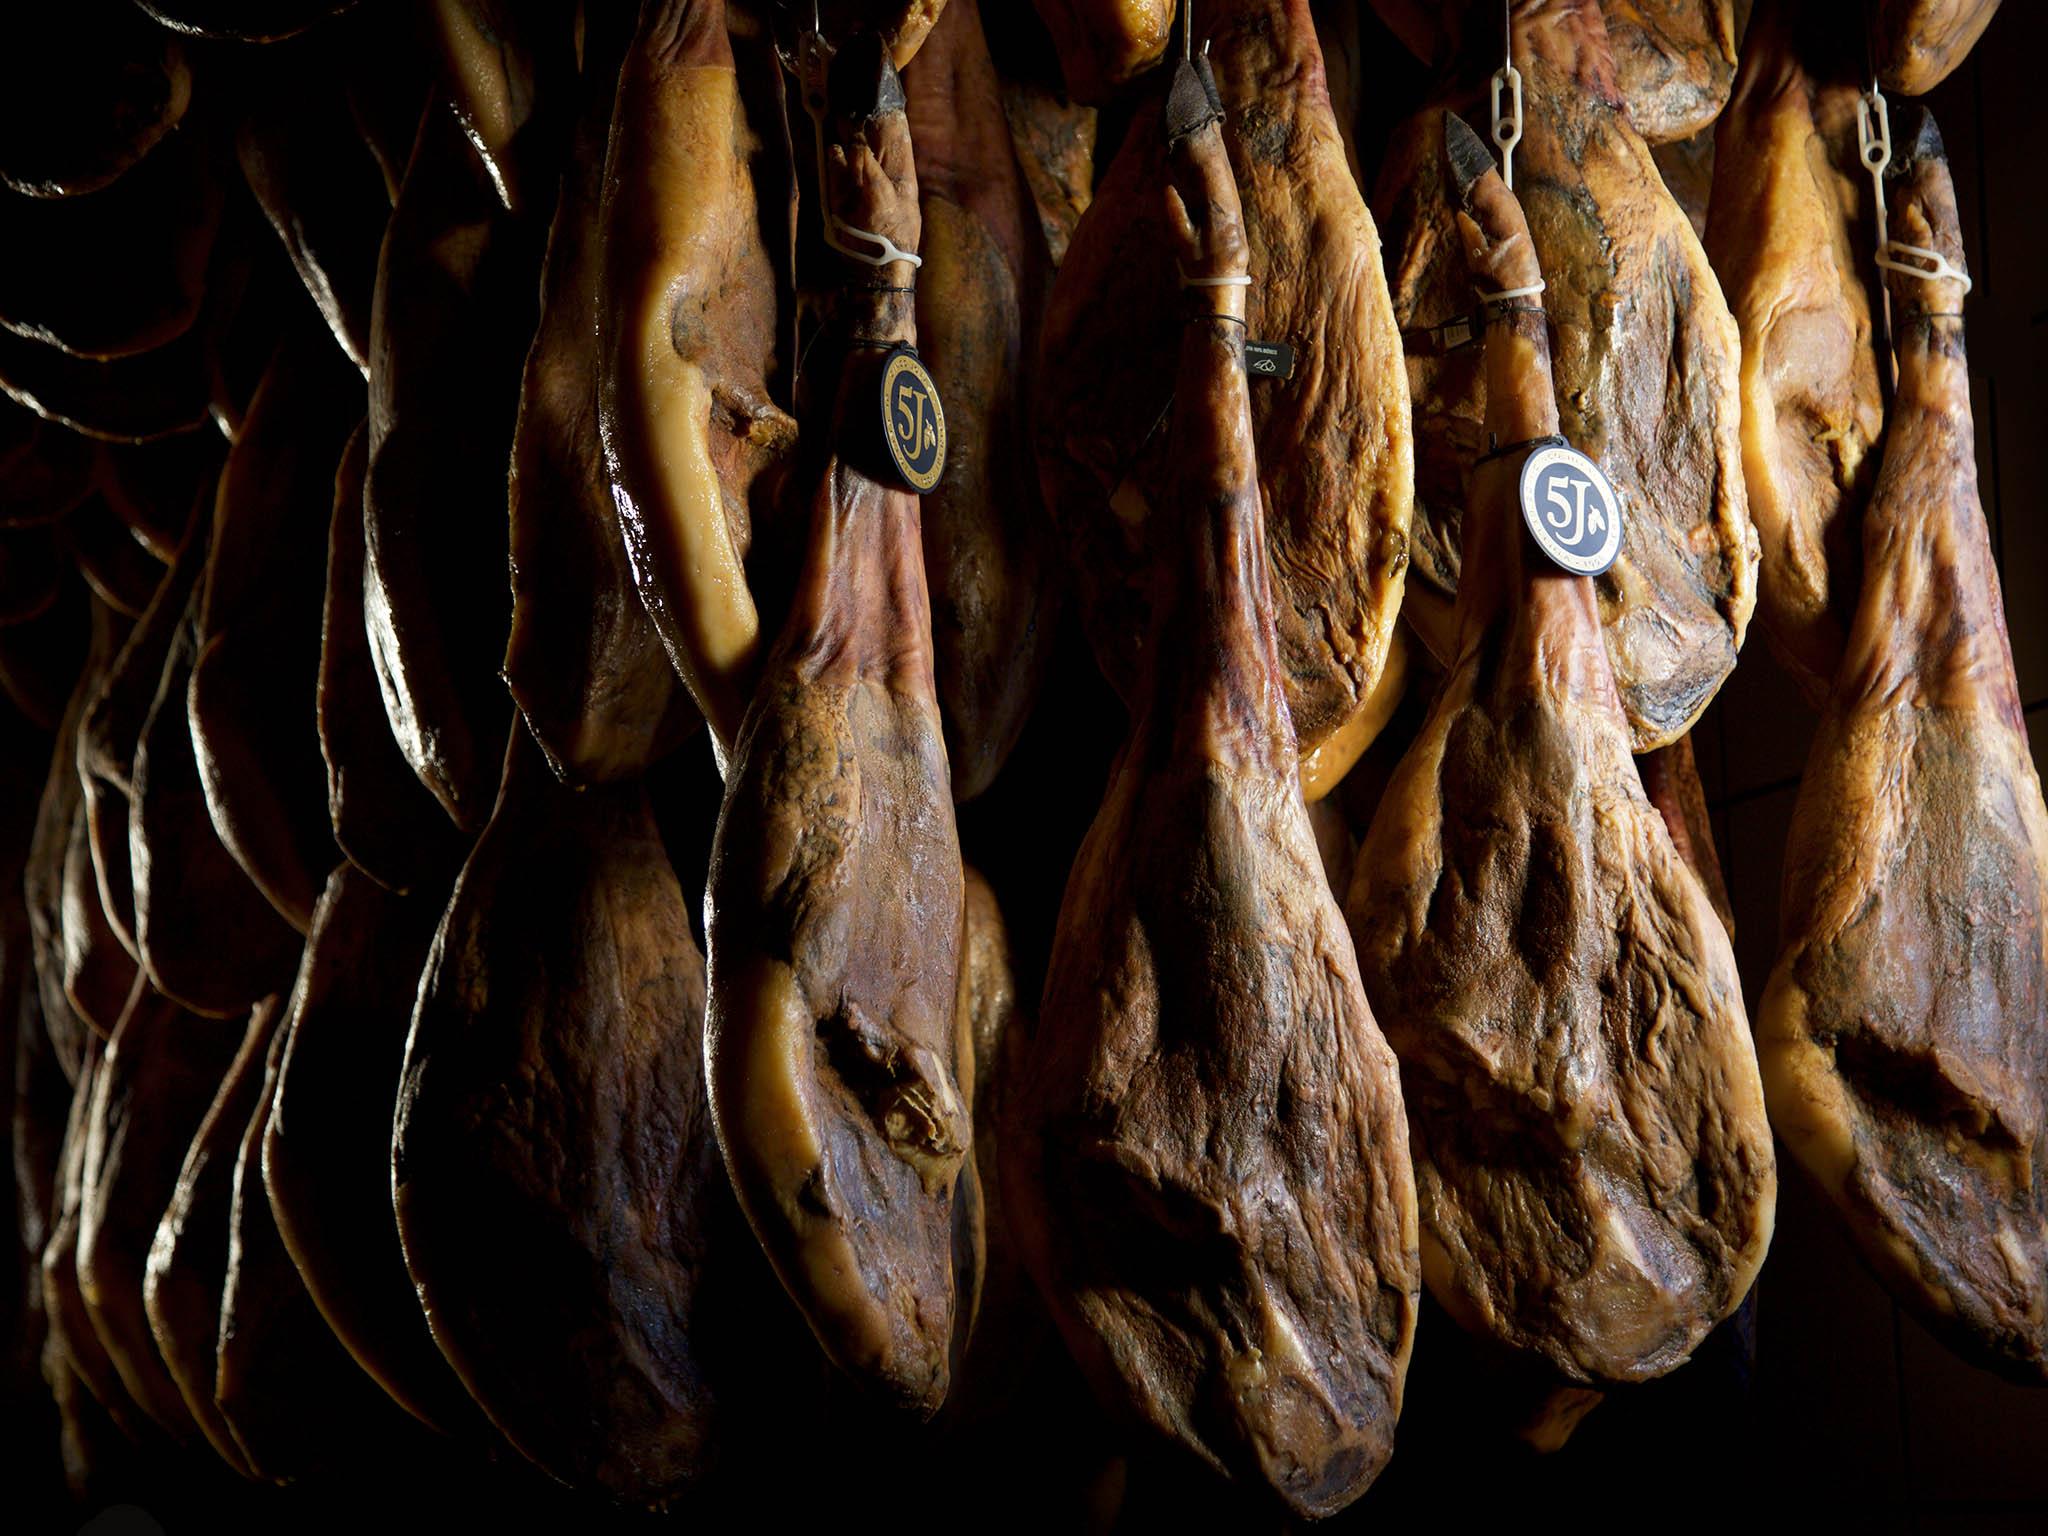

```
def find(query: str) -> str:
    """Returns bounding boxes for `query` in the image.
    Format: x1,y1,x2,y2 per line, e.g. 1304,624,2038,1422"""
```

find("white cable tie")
1477,279,1546,305
826,218,922,269
1490,65,1523,192
1178,267,1253,288
1877,240,1972,294
1858,82,1898,383
1491,1,1521,192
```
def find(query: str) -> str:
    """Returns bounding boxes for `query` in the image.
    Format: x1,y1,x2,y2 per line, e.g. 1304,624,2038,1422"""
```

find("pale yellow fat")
1755,966,1860,1208
637,357,757,743
1301,625,1408,801
431,0,518,209
1756,959,1959,1318
706,952,896,1375
610,66,761,749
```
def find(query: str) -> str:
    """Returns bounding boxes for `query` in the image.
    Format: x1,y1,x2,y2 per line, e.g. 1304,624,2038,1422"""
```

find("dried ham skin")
1759,111,2048,1383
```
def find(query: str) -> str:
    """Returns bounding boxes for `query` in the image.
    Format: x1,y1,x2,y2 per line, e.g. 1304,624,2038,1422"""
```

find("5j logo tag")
1518,444,1622,576
880,346,945,494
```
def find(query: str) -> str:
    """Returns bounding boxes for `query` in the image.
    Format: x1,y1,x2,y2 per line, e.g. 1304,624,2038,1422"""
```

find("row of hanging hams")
3,0,2040,1524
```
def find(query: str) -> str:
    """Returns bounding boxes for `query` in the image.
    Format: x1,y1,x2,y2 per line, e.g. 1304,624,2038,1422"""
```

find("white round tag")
1518,443,1622,577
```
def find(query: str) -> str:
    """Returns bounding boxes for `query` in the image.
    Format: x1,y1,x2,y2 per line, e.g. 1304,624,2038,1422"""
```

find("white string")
1476,279,1545,304
1180,270,1253,289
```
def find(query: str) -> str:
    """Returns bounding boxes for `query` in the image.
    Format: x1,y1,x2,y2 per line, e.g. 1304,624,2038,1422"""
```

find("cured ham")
1040,0,1413,793
1758,110,2048,1382
1007,58,1418,1516
505,16,698,785
596,0,796,752
395,738,732,1499
703,34,973,1413
1705,3,1883,703
1346,114,1773,1386
904,0,1056,798
1377,0,1755,751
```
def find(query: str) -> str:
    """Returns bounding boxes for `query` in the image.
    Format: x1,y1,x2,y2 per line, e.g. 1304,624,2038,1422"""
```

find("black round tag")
879,346,945,494
1518,443,1622,576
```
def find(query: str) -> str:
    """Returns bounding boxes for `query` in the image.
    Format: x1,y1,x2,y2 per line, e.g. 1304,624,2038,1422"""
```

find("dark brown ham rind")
1349,113,1773,1388
265,864,481,1434
904,0,1057,800
363,96,535,833
190,325,356,932
76,983,245,1444
1759,109,2048,1384
704,39,972,1416
395,736,732,1501
1039,0,1412,783
1704,1,1884,704
145,997,279,1477
1376,0,1755,753
1009,83,1418,1518
504,15,698,786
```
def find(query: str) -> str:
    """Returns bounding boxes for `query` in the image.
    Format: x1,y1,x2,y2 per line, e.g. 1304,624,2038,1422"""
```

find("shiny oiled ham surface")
1008,83,1418,1519
1348,114,1774,1388
704,38,973,1417
1760,111,2048,1384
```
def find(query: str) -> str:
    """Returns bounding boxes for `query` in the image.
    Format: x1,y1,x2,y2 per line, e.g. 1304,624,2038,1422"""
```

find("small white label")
1518,444,1622,576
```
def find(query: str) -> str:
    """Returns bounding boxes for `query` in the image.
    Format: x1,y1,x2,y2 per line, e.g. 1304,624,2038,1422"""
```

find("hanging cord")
1490,0,1522,191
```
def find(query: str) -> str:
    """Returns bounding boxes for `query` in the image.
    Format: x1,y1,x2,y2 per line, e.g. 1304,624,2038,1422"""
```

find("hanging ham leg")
41,1039,147,1439
76,981,244,1443
1758,109,2048,1383
265,864,481,1433
319,424,465,894
1705,2,1884,703
131,579,306,1019
1378,0,1755,752
505,12,697,786
1875,0,2003,94
1040,0,1413,794
395,734,737,1500
77,492,207,962
216,1000,429,1483
364,96,535,832
704,34,972,1414
998,76,1094,268
903,0,1055,799
189,323,355,931
1032,1,1173,102
1005,64,1419,1518
597,0,797,752
144,998,278,1477
1346,115,1774,1387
